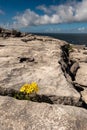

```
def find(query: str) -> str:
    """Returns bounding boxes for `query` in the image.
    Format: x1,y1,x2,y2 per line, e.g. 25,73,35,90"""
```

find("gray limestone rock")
81,88,87,104
76,63,87,87
0,37,80,105
0,96,87,130
0,34,87,130
70,62,79,76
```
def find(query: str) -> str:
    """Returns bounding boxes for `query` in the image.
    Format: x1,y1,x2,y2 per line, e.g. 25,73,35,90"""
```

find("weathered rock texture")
0,30,87,130
81,88,87,104
0,27,24,37
0,36,81,105
76,63,87,86
0,96,87,130
70,44,87,107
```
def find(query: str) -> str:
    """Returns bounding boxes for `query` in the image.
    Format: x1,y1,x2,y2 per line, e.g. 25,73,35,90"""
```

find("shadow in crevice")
0,87,87,109
82,101,87,109
73,83,84,92
0,45,5,47
0,87,53,104
18,57,34,63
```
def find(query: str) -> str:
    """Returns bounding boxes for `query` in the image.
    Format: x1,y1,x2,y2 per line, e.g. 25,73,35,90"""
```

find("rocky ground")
70,44,87,105
0,28,87,130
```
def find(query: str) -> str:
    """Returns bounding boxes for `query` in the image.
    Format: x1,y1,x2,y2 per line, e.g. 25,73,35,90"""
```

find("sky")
0,0,87,33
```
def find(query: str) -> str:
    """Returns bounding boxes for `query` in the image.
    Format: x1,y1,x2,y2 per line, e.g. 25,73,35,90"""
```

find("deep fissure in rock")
0,87,53,104
0,86,86,108
0,43,87,109
59,44,79,81
59,44,87,109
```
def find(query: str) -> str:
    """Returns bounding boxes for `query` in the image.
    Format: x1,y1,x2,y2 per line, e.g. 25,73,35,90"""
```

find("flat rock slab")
81,88,87,104
76,63,87,87
70,47,87,62
0,96,87,130
0,37,80,104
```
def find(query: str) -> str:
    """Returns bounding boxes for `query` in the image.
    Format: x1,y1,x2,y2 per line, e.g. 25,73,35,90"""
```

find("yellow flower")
20,84,29,93
20,82,39,94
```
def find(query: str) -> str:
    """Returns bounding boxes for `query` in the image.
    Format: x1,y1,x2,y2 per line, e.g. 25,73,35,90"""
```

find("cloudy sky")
0,0,87,33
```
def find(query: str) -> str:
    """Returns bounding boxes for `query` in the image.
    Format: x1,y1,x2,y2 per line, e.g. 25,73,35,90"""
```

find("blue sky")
0,0,87,33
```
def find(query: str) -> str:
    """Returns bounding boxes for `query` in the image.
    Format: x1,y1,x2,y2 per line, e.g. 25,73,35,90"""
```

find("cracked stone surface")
0,37,80,104
76,63,87,87
0,34,87,130
69,44,87,107
70,45,87,87
81,88,87,104
0,96,87,130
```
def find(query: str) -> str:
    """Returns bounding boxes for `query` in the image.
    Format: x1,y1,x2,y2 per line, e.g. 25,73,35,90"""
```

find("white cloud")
36,5,52,14
12,9,40,28
0,9,4,15
10,0,87,28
